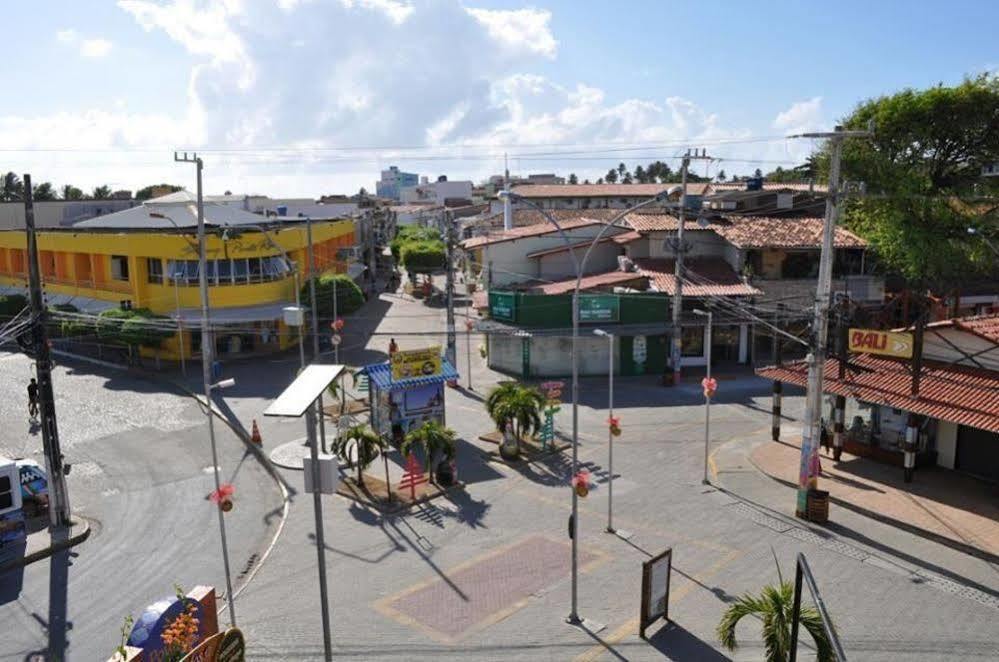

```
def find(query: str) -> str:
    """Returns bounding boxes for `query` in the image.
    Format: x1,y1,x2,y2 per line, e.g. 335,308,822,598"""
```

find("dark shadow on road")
672,566,739,604
578,623,628,662
646,621,730,661
442,489,491,529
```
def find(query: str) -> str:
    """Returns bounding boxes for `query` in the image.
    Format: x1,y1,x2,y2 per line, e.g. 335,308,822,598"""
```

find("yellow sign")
390,346,442,381
848,328,913,359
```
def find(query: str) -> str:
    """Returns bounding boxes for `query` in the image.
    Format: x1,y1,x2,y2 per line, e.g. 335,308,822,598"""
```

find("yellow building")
0,191,357,360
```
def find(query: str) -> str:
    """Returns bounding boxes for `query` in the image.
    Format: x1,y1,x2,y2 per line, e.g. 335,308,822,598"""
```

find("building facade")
376,166,420,200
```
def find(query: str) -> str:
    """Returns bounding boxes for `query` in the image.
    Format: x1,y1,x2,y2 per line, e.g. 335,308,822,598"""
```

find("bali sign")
579,295,620,323
848,328,913,359
390,346,442,381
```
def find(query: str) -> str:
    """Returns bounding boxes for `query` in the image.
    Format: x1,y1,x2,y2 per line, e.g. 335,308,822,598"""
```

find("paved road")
207,282,999,660
0,351,283,661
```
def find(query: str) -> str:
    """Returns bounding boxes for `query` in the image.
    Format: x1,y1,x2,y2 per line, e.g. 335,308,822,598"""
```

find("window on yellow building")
147,258,164,284
110,255,129,281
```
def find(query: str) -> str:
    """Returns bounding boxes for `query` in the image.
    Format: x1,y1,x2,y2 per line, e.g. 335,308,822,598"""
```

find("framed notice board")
640,547,673,639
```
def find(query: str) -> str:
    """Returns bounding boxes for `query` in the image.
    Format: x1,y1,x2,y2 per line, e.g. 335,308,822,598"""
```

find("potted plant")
485,382,544,460
717,555,834,662
333,425,388,488
402,421,458,486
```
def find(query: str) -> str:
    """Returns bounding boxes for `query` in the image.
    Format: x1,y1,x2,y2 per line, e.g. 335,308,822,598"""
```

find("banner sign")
489,292,516,322
390,346,442,381
579,295,620,323
848,328,913,359
640,547,673,639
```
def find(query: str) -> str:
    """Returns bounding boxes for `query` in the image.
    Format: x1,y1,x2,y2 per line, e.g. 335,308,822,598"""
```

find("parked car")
15,459,48,518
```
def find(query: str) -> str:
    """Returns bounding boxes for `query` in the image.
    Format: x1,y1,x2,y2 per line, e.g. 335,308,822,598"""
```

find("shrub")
400,240,446,274
304,273,365,317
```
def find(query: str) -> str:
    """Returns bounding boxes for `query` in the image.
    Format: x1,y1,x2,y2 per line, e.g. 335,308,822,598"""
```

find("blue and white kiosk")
0,457,26,548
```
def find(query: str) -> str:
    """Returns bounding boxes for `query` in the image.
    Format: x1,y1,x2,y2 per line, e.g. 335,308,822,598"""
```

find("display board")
390,346,442,381
640,547,673,639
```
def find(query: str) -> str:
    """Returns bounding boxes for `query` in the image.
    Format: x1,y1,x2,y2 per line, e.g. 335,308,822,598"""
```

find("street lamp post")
498,189,672,626
593,329,617,535
693,308,713,485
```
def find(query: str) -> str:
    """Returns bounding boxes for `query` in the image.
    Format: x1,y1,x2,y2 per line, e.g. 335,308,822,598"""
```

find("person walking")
27,377,39,420
388,338,398,357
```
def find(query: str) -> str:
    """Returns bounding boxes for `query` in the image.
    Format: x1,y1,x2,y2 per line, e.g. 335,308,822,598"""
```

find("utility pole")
367,207,378,298
173,152,237,625
306,217,330,453
23,174,71,528
444,209,457,368
788,125,872,518
671,149,712,385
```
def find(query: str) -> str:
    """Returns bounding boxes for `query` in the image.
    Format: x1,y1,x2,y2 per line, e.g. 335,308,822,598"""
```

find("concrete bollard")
833,395,845,461
772,381,782,441
904,413,918,483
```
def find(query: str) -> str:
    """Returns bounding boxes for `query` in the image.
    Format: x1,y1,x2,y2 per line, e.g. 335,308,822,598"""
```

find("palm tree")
332,425,387,488
402,421,457,485
2,172,23,201
485,382,544,459
92,184,112,199
60,184,84,200
717,560,833,662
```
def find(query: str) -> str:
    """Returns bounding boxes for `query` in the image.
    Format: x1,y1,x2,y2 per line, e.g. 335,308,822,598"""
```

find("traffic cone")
251,419,263,446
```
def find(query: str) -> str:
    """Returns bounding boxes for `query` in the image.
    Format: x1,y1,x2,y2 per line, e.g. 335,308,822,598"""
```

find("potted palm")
717,557,834,662
485,382,544,460
332,425,388,489
402,421,458,486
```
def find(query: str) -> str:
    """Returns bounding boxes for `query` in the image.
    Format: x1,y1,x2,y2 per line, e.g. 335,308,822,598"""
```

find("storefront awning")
358,360,459,391
757,355,999,433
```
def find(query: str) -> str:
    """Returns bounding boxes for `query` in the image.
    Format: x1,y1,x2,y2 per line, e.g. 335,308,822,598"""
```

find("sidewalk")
712,434,999,596
0,517,90,575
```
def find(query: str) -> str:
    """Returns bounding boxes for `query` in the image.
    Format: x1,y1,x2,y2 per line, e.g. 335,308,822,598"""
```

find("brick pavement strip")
373,534,606,643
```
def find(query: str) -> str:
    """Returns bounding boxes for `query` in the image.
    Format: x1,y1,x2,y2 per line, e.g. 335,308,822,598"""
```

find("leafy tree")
96,308,173,348
633,165,647,183
485,382,543,458
716,169,727,182
401,420,457,484
333,425,387,487
617,162,627,181
304,273,365,317
827,74,999,283
390,225,440,261
60,184,84,200
583,179,591,185
135,184,182,200
2,172,23,201
92,185,112,199
622,173,633,184
401,240,445,274
753,168,763,178
595,178,603,184
604,169,618,184
32,182,57,201
717,559,834,662
568,173,578,185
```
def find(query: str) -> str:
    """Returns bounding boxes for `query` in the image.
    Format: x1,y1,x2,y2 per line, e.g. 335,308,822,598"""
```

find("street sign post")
848,329,913,359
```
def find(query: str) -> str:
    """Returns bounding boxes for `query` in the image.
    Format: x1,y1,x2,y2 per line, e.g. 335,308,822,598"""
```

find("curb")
0,518,91,575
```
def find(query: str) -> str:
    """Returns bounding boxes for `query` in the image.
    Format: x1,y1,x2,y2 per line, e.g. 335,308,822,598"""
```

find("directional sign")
848,328,913,359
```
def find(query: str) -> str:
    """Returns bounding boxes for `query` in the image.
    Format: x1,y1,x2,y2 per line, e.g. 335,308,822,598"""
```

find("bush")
401,240,445,274
96,307,174,347
51,304,93,337
304,273,365,317
0,294,28,317
390,226,441,262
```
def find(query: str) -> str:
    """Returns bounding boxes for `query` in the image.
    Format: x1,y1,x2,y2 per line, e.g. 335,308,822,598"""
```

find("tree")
617,162,627,181
604,169,618,184
633,165,647,183
96,308,173,349
60,184,84,200
753,168,763,178
716,169,727,182
622,173,633,184
2,172,23,201
401,420,457,485
583,179,591,185
717,560,833,662
92,185,112,199
568,173,578,185
32,182,57,201
595,177,604,185
401,240,445,274
303,273,365,318
485,382,544,459
136,184,182,201
333,425,387,487
829,74,999,283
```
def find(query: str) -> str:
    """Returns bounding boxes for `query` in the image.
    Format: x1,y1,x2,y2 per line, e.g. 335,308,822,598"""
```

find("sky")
1,0,997,198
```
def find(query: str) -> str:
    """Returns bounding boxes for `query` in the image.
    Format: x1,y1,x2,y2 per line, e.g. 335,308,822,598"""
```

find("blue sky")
2,0,997,196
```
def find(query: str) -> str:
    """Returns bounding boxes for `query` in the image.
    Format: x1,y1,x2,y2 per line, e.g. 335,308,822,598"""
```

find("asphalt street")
0,350,283,661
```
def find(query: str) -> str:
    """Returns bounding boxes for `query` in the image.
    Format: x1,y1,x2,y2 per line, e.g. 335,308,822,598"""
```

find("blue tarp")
358,359,459,391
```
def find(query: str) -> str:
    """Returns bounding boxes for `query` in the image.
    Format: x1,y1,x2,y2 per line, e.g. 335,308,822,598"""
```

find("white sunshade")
264,364,346,418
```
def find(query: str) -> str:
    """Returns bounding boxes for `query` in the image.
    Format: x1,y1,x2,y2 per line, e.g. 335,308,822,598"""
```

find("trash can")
807,489,829,523
212,360,223,381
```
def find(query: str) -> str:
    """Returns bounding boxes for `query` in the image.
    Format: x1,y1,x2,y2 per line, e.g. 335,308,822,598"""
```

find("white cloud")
773,97,825,134
80,38,113,58
340,0,414,25
56,29,77,43
466,7,557,58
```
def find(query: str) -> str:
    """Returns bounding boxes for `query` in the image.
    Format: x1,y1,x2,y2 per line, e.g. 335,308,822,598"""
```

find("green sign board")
579,295,620,323
490,292,516,322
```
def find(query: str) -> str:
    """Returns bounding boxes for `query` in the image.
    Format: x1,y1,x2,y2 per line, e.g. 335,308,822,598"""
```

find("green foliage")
402,420,457,481
303,273,364,317
815,74,999,284
1,172,24,201
32,182,57,201
51,304,92,337
60,184,84,200
92,185,112,199
333,425,387,486
485,382,544,452
568,173,578,185
400,240,445,274
717,579,833,662
0,294,27,317
96,307,174,347
390,225,441,261
136,184,183,201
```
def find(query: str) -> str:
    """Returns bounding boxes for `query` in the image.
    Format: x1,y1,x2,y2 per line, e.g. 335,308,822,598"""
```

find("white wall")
936,420,958,469
400,181,473,205
482,225,623,287
536,242,621,282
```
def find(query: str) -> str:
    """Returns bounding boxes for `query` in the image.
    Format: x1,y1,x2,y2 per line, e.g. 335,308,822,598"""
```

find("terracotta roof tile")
925,313,999,344
535,271,648,295
712,216,867,249
633,258,761,297
461,218,605,249
758,354,999,433
625,214,710,233
510,183,713,198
